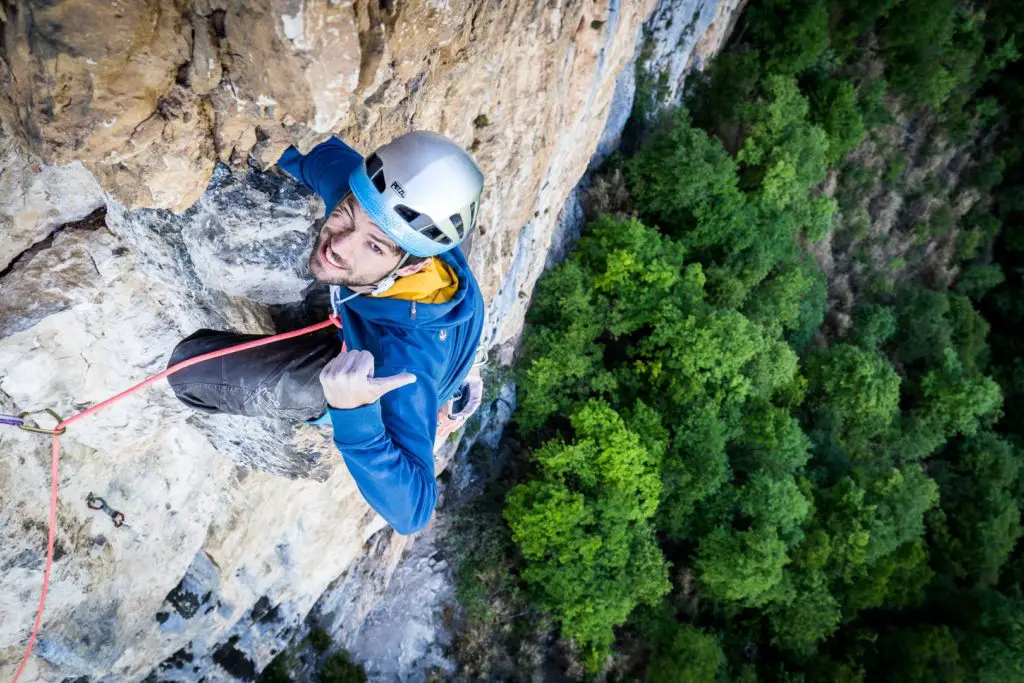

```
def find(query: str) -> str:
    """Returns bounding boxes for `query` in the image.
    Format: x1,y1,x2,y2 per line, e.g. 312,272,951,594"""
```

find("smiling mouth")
320,237,347,271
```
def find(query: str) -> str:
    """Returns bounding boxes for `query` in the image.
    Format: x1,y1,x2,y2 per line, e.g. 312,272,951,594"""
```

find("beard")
308,231,381,287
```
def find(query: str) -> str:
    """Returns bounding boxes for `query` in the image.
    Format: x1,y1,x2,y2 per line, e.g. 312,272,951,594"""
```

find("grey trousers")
166,327,342,421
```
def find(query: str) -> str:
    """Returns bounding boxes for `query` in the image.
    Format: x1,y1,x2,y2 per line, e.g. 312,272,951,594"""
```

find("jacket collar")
330,247,478,329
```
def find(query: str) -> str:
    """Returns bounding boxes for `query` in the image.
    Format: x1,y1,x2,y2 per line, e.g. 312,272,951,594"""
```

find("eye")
368,241,383,255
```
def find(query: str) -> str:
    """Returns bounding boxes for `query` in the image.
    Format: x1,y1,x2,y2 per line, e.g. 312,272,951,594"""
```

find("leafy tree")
955,264,1006,300
793,464,939,622
688,51,764,145
861,465,939,563
260,654,295,683
880,0,962,108
843,541,933,612
932,433,1022,583
515,259,609,433
960,589,1024,683
971,155,1007,190
895,287,956,368
515,216,686,432
695,525,789,602
733,400,813,476
768,574,842,654
830,0,898,54
739,472,811,539
504,401,670,669
645,625,726,683
947,294,991,374
810,78,867,164
658,433,732,539
627,110,748,248
804,344,901,462
738,76,832,217
859,77,896,129
747,0,831,75
815,473,937,595
848,303,898,351
894,289,992,374
900,348,1003,459
744,260,824,337
874,626,965,683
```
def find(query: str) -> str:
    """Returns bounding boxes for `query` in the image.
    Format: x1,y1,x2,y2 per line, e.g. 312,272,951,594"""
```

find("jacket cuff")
329,402,385,445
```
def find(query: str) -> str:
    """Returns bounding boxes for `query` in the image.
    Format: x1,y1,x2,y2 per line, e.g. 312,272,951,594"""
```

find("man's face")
309,194,404,286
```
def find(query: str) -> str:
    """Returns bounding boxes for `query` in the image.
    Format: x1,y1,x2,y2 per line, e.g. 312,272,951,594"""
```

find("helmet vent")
396,204,435,231
450,213,465,238
395,204,421,222
420,225,453,245
366,153,386,193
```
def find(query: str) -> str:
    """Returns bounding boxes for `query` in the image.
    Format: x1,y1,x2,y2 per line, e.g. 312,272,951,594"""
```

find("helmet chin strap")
371,252,411,296
332,253,412,313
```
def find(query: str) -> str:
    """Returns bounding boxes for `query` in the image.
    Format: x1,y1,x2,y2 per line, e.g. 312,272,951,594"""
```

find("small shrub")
308,628,332,654
320,651,367,683
259,654,294,683
885,152,907,189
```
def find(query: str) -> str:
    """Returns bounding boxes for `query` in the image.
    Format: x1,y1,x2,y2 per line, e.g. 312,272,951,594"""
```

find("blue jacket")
278,138,485,534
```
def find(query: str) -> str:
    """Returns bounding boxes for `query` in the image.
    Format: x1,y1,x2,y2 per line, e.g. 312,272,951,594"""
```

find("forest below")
445,0,1024,680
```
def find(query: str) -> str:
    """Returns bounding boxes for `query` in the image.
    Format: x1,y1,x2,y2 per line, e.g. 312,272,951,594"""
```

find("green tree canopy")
644,625,726,683
504,400,671,670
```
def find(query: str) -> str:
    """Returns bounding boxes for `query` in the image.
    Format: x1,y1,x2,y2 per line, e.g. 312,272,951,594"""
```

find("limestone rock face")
182,163,324,306
0,0,743,679
2,0,198,211
3,0,664,341
0,119,105,272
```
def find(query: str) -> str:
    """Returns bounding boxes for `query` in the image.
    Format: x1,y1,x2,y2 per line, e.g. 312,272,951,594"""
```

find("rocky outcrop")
0,0,742,679
0,119,105,273
2,0,652,333
642,0,747,106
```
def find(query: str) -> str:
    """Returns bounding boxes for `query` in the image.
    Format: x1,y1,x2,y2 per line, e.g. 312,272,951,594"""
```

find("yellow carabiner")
18,409,67,436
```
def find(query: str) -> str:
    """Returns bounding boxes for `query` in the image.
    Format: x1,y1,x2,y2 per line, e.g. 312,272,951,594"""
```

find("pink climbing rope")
10,315,343,683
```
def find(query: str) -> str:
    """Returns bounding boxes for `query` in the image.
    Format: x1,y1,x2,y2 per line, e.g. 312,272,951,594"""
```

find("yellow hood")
373,257,460,304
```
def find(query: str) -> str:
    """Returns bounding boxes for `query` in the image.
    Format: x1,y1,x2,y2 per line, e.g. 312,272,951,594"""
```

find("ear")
396,257,431,278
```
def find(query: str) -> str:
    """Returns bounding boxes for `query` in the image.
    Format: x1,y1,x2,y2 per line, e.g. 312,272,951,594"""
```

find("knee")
168,330,216,370
166,330,221,404
165,329,255,415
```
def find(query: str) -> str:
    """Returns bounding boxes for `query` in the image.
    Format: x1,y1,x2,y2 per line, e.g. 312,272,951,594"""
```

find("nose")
328,229,358,261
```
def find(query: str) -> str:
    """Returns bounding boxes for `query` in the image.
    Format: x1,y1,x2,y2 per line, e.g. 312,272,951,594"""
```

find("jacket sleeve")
277,137,364,212
328,368,439,534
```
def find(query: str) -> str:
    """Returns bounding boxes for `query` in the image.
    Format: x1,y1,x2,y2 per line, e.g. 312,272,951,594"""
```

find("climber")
165,133,487,535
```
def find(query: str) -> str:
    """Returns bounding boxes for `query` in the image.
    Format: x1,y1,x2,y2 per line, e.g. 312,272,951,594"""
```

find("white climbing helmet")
348,131,484,258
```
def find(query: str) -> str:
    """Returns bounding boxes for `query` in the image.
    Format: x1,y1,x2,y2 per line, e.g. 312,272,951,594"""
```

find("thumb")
368,372,417,398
